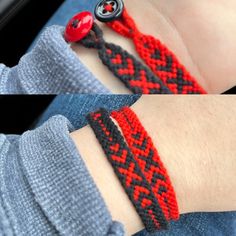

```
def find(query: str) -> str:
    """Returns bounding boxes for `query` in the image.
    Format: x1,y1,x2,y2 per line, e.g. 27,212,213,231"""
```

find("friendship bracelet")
65,12,171,94
65,7,206,94
80,23,171,94
111,107,179,221
97,2,206,94
87,108,169,232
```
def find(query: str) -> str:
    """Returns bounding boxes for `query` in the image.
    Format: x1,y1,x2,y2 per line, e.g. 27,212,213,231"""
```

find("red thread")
107,8,207,94
104,4,114,12
118,58,135,75
80,23,171,94
88,109,169,231
111,107,179,221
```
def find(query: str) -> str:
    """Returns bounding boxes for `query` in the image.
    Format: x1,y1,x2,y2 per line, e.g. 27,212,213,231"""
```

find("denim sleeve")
0,115,124,236
0,26,110,94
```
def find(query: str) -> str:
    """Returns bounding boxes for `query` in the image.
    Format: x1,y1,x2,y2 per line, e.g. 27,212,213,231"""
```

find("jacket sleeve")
0,115,124,236
0,26,110,94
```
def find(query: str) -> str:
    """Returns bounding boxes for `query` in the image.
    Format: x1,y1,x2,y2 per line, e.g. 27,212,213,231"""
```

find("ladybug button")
95,0,124,22
64,11,94,43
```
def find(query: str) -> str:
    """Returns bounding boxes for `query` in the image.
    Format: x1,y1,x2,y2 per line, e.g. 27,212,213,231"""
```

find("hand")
72,0,236,94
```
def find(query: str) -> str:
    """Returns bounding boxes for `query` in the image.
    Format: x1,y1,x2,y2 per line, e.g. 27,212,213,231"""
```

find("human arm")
0,97,235,235
71,96,236,235
1,0,236,94
0,26,109,94
72,0,236,94
0,116,122,236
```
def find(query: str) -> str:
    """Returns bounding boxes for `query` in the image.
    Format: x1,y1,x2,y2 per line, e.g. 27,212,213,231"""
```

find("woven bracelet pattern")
107,8,207,94
111,107,179,221
80,23,171,94
87,108,169,232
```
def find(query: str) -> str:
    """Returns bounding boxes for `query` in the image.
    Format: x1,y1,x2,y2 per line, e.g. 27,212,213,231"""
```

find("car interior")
0,0,64,66
0,96,55,134
0,0,62,133
0,0,235,134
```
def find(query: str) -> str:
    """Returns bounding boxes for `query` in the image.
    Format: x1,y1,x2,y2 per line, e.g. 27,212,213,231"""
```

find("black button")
94,0,124,22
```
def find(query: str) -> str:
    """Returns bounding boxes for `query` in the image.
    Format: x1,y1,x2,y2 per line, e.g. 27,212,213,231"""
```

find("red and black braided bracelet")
106,8,207,94
80,23,171,94
87,108,169,232
111,107,179,222
65,9,205,94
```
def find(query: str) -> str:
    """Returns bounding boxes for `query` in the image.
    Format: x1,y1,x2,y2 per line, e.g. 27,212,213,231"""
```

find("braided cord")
87,108,169,232
111,107,179,221
107,8,207,94
80,23,171,94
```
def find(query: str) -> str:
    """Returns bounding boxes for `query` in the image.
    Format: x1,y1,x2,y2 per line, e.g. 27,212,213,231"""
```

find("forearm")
71,95,236,235
72,0,236,94
131,96,236,213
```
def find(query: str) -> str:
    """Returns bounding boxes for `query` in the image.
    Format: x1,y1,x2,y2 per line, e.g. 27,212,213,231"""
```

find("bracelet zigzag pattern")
111,107,179,221
87,108,169,232
107,8,207,94
80,23,171,94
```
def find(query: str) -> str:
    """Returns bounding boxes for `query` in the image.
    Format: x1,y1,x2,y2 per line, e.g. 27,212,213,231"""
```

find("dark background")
0,96,55,134
0,0,61,134
0,0,64,67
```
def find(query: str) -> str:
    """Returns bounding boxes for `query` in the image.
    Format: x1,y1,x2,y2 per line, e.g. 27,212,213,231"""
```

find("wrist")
131,96,236,213
69,98,202,234
70,95,236,235
131,97,204,214
70,125,144,235
69,98,200,234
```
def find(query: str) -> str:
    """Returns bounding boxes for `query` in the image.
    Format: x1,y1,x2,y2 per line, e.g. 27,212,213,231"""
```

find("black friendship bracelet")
80,23,172,94
87,108,169,232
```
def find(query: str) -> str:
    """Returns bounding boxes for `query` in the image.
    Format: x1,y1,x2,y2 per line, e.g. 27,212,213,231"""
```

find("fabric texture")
107,8,206,94
111,107,179,222
87,108,168,232
0,25,110,94
0,115,124,235
80,23,171,94
29,0,100,49
37,94,236,236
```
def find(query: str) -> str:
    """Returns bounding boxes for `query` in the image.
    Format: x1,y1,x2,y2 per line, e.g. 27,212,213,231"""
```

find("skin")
69,1,236,234
72,0,236,94
71,96,236,235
